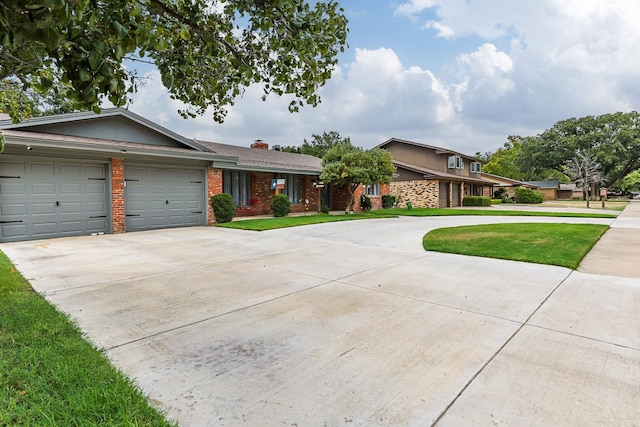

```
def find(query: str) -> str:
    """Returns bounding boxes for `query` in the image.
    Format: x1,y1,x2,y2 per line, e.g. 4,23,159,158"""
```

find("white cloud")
119,1,640,157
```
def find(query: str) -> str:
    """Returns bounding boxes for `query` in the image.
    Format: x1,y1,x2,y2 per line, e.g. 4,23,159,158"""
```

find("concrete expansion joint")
105,279,336,352
525,324,640,353
431,270,574,426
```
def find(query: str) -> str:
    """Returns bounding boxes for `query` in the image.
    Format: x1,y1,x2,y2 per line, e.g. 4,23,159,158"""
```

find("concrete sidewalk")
579,200,640,277
1,211,638,426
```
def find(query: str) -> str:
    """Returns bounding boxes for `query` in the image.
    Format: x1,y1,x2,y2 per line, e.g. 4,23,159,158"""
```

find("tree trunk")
345,183,359,213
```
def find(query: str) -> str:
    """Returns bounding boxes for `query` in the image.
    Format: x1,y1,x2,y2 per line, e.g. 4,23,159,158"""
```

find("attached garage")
124,164,206,231
0,157,108,242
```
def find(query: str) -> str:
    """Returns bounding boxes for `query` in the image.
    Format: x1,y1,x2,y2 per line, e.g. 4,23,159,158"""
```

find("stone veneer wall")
390,180,439,208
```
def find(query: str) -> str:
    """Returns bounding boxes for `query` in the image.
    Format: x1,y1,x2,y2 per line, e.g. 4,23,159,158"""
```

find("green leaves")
321,142,395,212
1,0,348,123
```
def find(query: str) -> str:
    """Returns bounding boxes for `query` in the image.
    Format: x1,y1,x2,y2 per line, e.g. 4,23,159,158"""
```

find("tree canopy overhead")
0,0,349,122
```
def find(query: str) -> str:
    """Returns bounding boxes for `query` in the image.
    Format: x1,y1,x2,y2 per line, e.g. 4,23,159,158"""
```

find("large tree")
517,112,640,187
0,1,348,123
320,144,395,213
273,131,350,157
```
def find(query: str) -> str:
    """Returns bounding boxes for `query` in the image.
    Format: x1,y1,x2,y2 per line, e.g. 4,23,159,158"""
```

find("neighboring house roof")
559,183,582,191
199,141,322,175
481,172,539,188
523,180,559,189
377,137,481,162
0,107,208,151
393,159,495,185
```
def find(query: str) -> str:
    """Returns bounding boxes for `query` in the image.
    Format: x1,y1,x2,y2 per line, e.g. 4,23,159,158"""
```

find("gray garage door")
0,158,108,242
124,165,205,231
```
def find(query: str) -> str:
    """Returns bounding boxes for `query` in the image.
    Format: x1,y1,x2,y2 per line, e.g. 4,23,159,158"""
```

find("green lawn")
422,223,609,268
217,213,396,231
219,207,617,231
0,252,174,426
371,207,618,219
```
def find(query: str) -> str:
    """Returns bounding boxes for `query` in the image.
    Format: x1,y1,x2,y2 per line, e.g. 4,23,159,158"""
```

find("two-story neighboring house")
378,138,496,208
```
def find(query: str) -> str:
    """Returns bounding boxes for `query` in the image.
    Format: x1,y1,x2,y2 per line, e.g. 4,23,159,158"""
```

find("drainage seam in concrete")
339,281,524,326
525,324,640,352
105,275,362,352
430,269,575,426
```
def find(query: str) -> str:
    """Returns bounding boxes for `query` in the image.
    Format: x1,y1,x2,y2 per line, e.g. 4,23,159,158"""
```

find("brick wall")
232,172,321,217
111,158,125,233
390,180,439,208
207,167,223,224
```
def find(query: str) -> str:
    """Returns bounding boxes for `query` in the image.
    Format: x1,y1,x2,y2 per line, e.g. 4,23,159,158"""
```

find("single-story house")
377,138,496,207
481,173,539,198
0,108,334,242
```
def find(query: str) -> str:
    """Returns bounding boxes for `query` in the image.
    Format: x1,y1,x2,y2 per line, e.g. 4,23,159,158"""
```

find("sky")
123,0,640,155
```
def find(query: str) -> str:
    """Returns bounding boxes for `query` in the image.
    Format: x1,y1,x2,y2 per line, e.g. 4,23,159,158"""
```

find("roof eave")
3,132,233,162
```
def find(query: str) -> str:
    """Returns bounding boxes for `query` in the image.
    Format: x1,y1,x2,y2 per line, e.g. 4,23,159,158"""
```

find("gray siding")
23,116,185,148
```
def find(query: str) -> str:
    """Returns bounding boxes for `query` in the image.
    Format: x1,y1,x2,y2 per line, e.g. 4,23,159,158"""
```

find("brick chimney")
251,139,269,149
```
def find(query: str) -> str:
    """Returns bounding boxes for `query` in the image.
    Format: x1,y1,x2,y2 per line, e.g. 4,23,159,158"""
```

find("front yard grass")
217,213,396,231
422,223,609,268
219,207,617,231
371,207,617,219
0,251,174,426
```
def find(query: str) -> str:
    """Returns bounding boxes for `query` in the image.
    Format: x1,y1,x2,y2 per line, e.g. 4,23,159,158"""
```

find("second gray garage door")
124,165,205,231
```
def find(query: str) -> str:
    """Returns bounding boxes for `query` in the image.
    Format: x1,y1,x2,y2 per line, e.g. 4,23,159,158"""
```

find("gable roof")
0,107,207,151
199,141,322,175
393,159,495,185
377,137,481,161
481,172,539,188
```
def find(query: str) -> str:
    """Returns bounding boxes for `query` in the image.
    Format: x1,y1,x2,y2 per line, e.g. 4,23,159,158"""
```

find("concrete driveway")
2,213,639,426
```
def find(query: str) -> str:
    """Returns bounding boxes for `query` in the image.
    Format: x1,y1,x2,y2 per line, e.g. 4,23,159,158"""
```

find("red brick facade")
235,172,321,217
329,183,390,212
207,167,223,225
111,158,125,233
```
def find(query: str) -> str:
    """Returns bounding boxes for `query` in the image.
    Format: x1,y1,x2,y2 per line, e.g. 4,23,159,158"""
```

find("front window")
279,174,302,204
223,171,251,206
365,183,380,196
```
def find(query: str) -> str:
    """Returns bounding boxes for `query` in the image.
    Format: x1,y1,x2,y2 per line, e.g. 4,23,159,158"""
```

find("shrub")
462,196,492,206
360,194,372,211
381,194,396,209
271,193,291,217
514,187,544,204
320,203,330,214
494,187,507,199
491,199,502,204
210,193,236,223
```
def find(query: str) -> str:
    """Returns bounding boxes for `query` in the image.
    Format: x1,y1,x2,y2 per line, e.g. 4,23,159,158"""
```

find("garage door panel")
0,159,108,242
124,164,204,231
32,183,55,194
29,163,55,176
2,224,28,238
0,182,26,194
1,203,26,216
32,202,57,215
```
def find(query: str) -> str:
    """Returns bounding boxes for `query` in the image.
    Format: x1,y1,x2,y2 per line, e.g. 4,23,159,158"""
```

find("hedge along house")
0,109,324,242
377,138,495,208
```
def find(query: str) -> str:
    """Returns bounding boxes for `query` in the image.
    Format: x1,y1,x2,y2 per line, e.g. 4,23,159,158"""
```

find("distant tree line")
478,111,640,192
